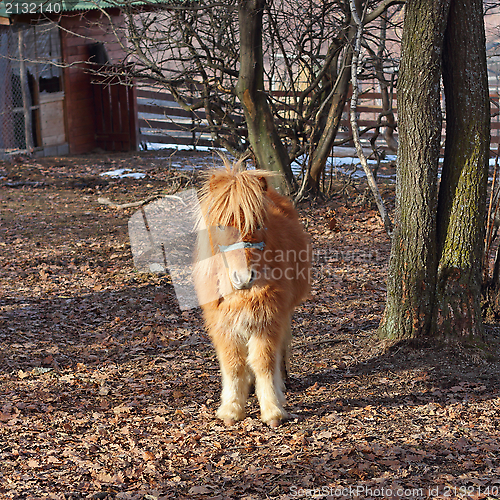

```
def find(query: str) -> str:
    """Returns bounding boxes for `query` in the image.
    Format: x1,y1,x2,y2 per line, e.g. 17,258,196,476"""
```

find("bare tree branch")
349,0,393,234
365,0,405,23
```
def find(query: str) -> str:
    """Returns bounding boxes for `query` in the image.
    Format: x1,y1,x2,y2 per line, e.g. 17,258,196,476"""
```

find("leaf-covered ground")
1,151,500,500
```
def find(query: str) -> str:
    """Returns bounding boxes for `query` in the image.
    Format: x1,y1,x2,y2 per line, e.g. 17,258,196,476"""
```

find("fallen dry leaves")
0,151,499,500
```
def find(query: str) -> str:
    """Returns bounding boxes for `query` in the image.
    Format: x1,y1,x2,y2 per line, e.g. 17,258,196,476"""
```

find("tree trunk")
379,0,490,342
375,17,398,154
236,0,296,192
434,0,490,339
308,46,342,156
378,0,451,340
307,31,354,193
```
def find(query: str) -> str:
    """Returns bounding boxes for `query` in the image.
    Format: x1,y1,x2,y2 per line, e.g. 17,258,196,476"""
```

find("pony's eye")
217,225,226,231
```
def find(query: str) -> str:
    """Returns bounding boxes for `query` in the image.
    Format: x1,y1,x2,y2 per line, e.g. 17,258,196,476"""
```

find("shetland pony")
193,159,310,427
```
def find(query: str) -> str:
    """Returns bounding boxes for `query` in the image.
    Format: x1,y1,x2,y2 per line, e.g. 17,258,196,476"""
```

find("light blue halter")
219,241,265,253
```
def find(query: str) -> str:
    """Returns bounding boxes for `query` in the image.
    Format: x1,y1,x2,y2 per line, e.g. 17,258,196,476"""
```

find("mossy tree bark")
378,0,490,341
378,0,450,339
236,0,296,192
434,0,490,339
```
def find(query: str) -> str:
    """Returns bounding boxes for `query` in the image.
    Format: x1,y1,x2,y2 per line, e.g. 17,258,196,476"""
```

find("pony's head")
198,158,273,291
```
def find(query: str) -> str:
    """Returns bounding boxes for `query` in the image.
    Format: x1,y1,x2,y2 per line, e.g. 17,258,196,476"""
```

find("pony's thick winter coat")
193,162,310,426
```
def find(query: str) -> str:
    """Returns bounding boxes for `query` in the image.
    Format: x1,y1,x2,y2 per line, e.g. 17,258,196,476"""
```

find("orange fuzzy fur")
193,159,310,426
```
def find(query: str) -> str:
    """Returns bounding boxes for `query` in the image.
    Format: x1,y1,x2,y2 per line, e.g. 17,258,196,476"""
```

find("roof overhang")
0,0,165,18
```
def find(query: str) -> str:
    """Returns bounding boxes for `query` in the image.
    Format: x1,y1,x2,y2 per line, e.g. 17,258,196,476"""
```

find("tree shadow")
286,332,500,413
0,277,207,375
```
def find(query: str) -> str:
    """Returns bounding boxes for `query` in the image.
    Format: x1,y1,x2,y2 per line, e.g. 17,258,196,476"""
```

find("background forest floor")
0,151,500,500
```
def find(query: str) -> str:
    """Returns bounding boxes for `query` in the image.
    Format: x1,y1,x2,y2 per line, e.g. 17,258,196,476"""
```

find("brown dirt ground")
0,151,499,500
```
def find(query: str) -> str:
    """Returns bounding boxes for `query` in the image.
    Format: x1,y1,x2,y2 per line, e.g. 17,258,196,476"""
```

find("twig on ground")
97,194,186,210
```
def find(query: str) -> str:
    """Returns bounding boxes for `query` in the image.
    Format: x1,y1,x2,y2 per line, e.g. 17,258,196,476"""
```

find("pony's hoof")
261,405,288,426
262,410,288,427
216,404,245,425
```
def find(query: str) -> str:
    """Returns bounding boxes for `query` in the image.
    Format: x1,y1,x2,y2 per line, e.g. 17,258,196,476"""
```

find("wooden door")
92,69,138,152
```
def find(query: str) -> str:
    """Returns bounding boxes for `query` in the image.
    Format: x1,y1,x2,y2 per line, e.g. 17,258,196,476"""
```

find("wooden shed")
0,1,138,157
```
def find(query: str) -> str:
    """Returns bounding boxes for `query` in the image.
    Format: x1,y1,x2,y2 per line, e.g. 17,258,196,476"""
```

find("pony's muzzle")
230,268,256,290
219,240,264,290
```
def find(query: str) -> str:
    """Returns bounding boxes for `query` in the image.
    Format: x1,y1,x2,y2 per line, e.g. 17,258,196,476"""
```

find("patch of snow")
143,143,213,152
101,168,146,179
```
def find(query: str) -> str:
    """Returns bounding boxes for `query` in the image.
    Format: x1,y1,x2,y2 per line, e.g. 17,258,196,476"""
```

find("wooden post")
18,29,32,151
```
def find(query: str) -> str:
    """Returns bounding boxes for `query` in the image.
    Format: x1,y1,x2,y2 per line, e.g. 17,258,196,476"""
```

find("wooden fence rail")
137,86,500,153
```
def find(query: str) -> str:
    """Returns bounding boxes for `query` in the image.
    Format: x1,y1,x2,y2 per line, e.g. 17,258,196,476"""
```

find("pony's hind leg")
280,321,292,390
247,333,287,427
213,336,250,425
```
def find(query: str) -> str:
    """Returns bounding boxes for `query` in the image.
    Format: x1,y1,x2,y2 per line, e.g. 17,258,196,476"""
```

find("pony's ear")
258,176,268,192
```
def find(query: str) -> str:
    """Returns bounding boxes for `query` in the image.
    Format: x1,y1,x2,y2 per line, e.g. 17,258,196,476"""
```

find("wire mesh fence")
0,21,63,157
0,25,32,155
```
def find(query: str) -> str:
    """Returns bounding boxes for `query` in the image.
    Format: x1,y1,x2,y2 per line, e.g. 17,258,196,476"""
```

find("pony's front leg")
247,333,287,427
212,336,250,425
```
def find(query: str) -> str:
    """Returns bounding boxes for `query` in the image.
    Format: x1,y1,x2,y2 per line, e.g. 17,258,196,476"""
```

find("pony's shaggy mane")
199,157,275,235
